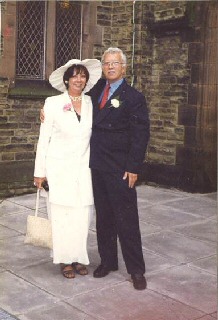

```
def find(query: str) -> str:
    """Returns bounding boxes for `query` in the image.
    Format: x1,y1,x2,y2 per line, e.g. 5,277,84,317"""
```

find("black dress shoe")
131,274,147,290
93,264,118,278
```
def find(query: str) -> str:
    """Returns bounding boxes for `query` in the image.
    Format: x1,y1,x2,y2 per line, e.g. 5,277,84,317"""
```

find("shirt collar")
107,78,124,95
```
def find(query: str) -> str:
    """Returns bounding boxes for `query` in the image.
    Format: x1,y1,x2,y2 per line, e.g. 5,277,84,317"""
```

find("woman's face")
68,71,87,94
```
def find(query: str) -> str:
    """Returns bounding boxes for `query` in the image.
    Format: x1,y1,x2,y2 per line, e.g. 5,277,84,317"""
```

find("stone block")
188,84,197,105
188,43,203,63
0,161,34,183
0,129,14,136
176,145,195,166
18,123,32,129
0,136,10,144
162,156,175,165
178,105,197,126
0,122,18,129
190,63,200,84
15,152,35,161
0,116,7,123
2,152,15,161
0,144,34,153
184,126,197,146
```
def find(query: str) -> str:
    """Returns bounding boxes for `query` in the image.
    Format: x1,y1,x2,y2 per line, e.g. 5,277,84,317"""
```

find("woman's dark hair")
63,64,89,90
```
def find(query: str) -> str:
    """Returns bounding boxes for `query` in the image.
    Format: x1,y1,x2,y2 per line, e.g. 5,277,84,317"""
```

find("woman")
34,59,102,279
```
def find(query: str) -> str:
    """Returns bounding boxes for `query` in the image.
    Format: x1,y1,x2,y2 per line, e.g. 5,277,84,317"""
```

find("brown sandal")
61,264,75,279
72,262,88,275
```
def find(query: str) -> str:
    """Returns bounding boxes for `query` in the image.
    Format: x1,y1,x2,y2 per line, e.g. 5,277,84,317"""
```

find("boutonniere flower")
63,103,72,112
109,96,122,109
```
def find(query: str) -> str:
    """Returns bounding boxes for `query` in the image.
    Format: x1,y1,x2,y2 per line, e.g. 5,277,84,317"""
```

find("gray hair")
101,47,127,65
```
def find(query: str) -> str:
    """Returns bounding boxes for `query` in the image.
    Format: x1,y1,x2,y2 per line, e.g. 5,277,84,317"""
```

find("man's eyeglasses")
102,61,124,67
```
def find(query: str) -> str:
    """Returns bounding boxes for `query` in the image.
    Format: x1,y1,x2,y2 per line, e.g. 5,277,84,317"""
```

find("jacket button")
108,124,112,127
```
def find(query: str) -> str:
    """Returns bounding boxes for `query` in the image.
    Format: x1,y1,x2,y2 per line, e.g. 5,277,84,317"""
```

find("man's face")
102,53,126,83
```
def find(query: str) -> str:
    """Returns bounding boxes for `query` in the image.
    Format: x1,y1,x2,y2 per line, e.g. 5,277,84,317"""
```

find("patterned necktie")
99,83,110,109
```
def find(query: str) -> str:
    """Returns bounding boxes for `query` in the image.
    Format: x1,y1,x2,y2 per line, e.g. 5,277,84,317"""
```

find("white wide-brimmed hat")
49,59,102,93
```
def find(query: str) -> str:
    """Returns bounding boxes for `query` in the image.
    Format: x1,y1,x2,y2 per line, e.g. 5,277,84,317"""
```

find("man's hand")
40,109,45,122
123,172,138,188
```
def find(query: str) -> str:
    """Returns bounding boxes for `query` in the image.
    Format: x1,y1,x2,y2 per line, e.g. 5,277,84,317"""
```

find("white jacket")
34,92,93,207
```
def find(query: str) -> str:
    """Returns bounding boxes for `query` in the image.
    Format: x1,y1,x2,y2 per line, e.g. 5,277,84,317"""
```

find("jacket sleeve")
34,99,54,177
126,93,150,173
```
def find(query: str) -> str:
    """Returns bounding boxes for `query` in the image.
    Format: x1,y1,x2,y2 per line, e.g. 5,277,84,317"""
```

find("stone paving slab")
0,308,19,320
0,210,36,235
6,194,41,209
136,185,190,203
0,237,51,271
0,272,58,315
15,260,125,300
0,266,4,273
136,220,162,235
139,204,202,227
0,225,20,240
141,230,216,263
211,312,217,318
202,192,217,201
0,195,46,216
188,255,217,275
196,316,217,320
67,281,205,320
163,197,217,219
148,265,217,314
0,201,29,216
17,302,97,320
142,248,178,275
173,219,217,243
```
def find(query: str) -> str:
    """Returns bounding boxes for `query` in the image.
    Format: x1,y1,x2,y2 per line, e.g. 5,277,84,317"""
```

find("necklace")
69,94,82,102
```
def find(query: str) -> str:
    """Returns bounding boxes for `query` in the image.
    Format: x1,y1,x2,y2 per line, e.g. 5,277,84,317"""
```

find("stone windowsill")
8,80,60,100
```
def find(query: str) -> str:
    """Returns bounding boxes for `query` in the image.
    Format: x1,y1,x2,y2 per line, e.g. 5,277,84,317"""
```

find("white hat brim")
49,59,102,93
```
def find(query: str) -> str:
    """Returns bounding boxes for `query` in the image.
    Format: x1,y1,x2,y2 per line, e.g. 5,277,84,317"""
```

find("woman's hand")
123,172,138,188
34,177,46,189
40,109,45,122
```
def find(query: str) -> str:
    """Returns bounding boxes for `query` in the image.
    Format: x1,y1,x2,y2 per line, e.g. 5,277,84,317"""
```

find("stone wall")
0,1,217,197
93,1,217,192
0,78,44,198
177,2,217,192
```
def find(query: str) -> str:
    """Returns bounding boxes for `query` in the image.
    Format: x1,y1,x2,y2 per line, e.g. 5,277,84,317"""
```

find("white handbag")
24,189,52,249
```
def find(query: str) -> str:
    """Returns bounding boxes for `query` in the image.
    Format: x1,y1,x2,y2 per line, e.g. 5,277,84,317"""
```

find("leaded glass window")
16,1,46,79
56,1,81,68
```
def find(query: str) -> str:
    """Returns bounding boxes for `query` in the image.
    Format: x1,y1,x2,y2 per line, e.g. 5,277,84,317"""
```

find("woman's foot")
61,264,75,279
72,262,88,275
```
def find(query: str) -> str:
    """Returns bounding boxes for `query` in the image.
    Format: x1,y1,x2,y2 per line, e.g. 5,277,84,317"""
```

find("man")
87,47,150,290
41,47,150,290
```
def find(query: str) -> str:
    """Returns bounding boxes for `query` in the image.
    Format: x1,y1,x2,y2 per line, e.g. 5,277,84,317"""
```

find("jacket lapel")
93,79,128,125
90,80,106,121
61,91,82,128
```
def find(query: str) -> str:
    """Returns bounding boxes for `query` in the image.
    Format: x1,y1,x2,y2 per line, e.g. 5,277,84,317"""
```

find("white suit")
34,91,93,206
34,91,93,265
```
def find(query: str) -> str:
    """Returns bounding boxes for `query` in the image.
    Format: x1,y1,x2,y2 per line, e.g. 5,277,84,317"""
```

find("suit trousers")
92,169,145,275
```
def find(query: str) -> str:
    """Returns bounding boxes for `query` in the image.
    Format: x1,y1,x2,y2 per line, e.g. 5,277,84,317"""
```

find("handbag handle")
34,189,40,217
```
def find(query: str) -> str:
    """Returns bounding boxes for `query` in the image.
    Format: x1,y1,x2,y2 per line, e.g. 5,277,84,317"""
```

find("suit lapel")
61,91,82,128
93,80,128,125
91,80,106,120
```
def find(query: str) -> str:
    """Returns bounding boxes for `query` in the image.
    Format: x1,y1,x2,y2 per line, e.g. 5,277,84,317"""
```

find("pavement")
0,184,217,320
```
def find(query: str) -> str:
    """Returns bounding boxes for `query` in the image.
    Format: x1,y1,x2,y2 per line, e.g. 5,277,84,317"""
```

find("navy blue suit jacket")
87,78,150,174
